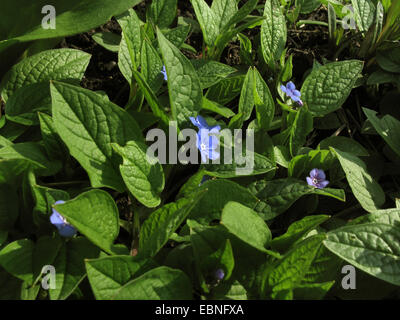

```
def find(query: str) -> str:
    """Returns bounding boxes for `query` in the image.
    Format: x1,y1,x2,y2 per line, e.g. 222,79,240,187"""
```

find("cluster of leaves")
0,0,399,300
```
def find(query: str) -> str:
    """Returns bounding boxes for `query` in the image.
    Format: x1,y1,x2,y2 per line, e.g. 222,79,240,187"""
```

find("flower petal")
306,176,315,187
58,224,77,238
196,115,210,129
310,168,319,179
280,84,288,94
317,180,329,189
287,81,296,91
209,149,220,160
293,90,301,97
50,211,64,226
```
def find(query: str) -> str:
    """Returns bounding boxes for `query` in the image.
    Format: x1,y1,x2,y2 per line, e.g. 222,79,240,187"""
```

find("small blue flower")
50,200,77,238
280,81,303,105
199,175,211,186
161,65,167,81
306,169,329,189
189,115,211,130
215,269,225,281
190,116,221,163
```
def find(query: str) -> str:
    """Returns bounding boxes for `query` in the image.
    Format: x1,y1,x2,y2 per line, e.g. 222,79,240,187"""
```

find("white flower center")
200,143,207,151
312,178,319,184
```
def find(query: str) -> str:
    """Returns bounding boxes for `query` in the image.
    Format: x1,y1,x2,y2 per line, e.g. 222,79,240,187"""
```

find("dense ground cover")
0,0,399,300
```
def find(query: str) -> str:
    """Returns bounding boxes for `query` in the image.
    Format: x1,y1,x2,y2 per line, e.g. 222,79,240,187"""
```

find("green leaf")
38,112,67,159
112,141,164,208
0,142,61,176
289,108,313,157
49,237,100,300
206,73,245,105
92,32,121,52
351,0,376,32
221,202,272,254
319,136,369,156
0,49,90,102
157,29,202,127
0,0,143,50
332,147,385,213
238,68,255,123
268,234,326,294
0,159,31,184
113,266,192,299
148,0,178,28
363,108,400,157
298,0,321,14
249,178,345,220
376,47,400,73
192,60,236,89
352,207,400,226
261,0,287,64
51,81,143,192
139,195,203,258
211,0,238,33
190,0,218,46
163,25,190,49
140,39,164,93
301,60,364,117
201,97,235,118
0,239,34,283
189,179,259,224
271,215,331,252
200,239,235,281
324,223,400,286
5,83,51,126
117,8,143,77
254,68,275,130
85,255,155,300
203,151,276,178
53,190,119,254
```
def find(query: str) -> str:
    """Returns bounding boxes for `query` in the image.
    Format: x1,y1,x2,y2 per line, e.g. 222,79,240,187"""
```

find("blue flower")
161,65,167,81
215,269,225,281
190,116,221,163
50,200,77,238
306,169,329,189
280,81,303,105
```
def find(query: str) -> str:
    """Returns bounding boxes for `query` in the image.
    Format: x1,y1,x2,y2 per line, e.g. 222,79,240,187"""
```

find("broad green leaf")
298,0,321,14
203,151,276,178
0,0,143,50
189,179,259,224
221,0,259,34
351,0,376,32
376,47,400,73
271,215,330,252
206,73,245,105
163,25,190,49
0,142,61,176
148,0,178,28
0,239,34,283
254,68,275,130
319,136,369,156
113,266,192,299
53,190,119,254
139,194,203,258
200,239,235,281
324,223,400,286
132,70,170,127
190,0,218,46
363,108,400,157
201,97,235,118
293,281,335,300
85,255,155,300
352,208,400,226
192,60,236,89
268,234,326,294
289,108,313,156
51,81,143,192
249,178,345,220
261,0,287,64
49,237,100,300
92,32,121,52
221,202,272,254
0,159,31,184
140,39,164,93
38,112,67,160
5,83,51,126
0,49,90,102
157,29,202,127
112,141,164,208
117,8,143,76
211,0,238,33
301,60,364,117
238,68,255,122
332,147,385,213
